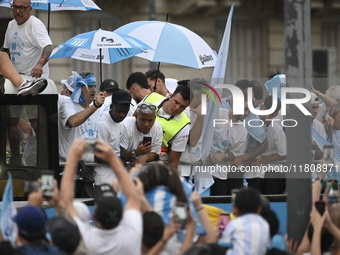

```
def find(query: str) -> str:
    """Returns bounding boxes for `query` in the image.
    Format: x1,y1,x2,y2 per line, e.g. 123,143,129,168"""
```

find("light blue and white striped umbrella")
49,29,152,64
115,21,216,69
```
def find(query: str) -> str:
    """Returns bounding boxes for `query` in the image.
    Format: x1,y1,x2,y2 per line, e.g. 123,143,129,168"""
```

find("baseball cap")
111,89,132,105
13,205,46,233
311,92,319,104
61,76,76,92
47,217,81,254
100,79,119,92
94,184,123,229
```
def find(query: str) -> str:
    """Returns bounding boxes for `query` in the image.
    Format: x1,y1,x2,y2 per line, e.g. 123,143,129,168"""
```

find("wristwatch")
225,153,229,160
131,150,136,158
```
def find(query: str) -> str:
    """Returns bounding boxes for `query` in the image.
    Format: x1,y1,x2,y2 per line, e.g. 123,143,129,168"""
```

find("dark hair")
234,188,262,215
142,212,164,249
172,85,193,103
126,72,149,90
251,80,263,100
138,162,188,203
145,69,165,83
264,96,281,114
260,208,279,237
78,71,94,79
235,79,254,91
19,230,46,243
183,244,227,255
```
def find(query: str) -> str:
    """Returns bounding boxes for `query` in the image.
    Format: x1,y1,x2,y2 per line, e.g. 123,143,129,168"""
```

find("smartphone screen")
323,145,334,166
143,137,152,145
327,179,339,204
218,213,230,234
315,201,325,215
174,203,187,228
41,172,54,198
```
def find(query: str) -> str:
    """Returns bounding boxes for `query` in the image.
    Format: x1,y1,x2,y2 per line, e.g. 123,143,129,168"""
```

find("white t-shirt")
121,116,162,155
245,120,287,179
74,209,142,255
179,110,202,176
4,16,52,77
94,111,124,185
210,108,248,180
58,98,100,162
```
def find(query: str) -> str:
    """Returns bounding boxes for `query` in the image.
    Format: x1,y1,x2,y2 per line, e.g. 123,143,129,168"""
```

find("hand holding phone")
143,137,152,145
41,171,54,198
173,202,188,229
315,201,325,215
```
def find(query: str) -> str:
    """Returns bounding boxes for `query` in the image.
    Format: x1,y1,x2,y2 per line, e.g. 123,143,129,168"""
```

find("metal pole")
149,0,157,70
285,0,312,243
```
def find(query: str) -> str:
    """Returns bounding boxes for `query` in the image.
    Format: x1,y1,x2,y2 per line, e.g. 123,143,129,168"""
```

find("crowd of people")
2,0,340,254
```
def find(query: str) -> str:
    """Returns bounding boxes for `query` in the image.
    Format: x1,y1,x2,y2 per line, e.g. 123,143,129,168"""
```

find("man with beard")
120,102,162,166
126,72,165,106
94,89,131,185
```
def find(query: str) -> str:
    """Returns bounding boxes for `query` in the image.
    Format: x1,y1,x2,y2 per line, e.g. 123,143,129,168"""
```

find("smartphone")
231,189,240,205
173,202,187,229
315,201,325,215
327,179,339,204
323,145,334,166
218,213,230,234
84,141,97,153
41,171,54,198
143,137,152,145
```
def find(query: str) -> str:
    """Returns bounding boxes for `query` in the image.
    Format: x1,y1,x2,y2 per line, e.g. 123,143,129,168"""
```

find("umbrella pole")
47,3,50,34
99,48,102,84
153,62,160,92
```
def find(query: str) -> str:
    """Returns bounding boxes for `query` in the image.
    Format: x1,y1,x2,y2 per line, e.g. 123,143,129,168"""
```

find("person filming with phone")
120,102,163,166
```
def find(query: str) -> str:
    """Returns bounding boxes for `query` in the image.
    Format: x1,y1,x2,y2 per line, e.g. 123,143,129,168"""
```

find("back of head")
100,79,119,92
235,79,254,92
260,208,279,237
251,80,263,101
145,69,165,83
138,162,188,203
126,72,149,90
94,184,123,229
234,188,262,215
13,205,47,242
326,86,340,102
142,212,165,249
177,79,190,87
47,217,81,254
183,244,227,255
172,85,193,103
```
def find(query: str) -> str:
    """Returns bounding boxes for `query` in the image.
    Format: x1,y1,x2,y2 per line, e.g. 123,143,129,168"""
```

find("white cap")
73,201,90,223
165,78,178,94
61,76,76,93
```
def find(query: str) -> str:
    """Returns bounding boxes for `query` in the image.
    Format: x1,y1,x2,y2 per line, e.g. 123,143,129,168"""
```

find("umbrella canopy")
114,21,217,69
0,0,101,32
49,29,153,82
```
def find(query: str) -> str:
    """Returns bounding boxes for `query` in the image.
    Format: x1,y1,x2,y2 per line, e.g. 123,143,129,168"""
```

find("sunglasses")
11,5,30,12
138,103,157,111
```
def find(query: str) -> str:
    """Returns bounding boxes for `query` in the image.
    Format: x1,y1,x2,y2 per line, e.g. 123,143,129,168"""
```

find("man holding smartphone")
120,102,162,165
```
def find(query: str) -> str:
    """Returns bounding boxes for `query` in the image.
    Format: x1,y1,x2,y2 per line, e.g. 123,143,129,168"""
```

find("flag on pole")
1,174,18,247
195,4,235,194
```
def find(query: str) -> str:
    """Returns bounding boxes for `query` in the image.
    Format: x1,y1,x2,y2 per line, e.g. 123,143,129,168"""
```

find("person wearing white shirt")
60,139,142,255
95,89,131,185
247,96,287,194
120,102,162,166
208,101,249,195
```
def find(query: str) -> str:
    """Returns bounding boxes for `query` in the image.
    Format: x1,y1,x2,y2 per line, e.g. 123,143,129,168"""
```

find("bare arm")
312,88,337,113
168,150,182,170
191,192,218,243
95,139,140,211
31,45,53,78
67,92,105,127
187,107,204,147
180,216,195,255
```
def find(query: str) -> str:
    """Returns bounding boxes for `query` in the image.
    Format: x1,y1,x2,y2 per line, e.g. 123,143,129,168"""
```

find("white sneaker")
17,78,48,96
0,74,4,94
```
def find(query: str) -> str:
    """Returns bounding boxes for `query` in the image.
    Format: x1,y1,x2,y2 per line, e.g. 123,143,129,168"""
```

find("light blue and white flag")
0,174,18,247
245,112,267,143
265,74,286,100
